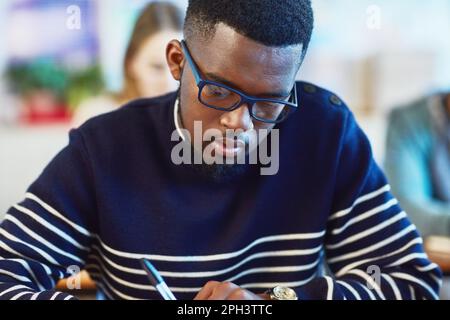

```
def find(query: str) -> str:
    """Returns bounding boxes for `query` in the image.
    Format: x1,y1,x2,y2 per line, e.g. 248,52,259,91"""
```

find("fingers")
208,282,240,300
194,281,266,300
194,281,220,300
227,287,258,300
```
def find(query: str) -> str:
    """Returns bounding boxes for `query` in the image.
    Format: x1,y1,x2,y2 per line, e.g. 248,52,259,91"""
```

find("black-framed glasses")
181,40,298,124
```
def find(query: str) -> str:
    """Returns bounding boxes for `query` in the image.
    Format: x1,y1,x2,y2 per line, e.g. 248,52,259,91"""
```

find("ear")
166,40,185,81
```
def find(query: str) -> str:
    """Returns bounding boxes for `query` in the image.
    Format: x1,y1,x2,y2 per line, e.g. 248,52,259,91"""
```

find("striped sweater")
0,82,442,300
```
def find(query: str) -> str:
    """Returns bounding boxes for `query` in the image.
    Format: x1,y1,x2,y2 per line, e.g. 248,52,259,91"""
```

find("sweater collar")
173,97,186,141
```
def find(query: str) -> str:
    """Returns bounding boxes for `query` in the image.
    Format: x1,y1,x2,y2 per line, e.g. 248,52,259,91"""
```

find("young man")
0,0,442,300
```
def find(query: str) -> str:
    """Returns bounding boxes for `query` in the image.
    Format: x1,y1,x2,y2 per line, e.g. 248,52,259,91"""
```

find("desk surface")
424,236,450,274
56,271,96,291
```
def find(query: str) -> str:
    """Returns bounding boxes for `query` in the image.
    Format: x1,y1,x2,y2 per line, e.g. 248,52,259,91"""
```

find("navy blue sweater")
0,82,442,300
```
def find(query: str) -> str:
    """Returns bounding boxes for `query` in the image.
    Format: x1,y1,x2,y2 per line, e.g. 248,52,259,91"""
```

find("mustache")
208,130,252,147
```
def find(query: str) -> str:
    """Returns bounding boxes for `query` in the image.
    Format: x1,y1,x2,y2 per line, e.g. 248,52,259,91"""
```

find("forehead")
188,23,302,96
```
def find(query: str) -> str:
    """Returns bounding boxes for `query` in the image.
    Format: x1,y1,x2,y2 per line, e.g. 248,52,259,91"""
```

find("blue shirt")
385,95,450,238
0,82,442,300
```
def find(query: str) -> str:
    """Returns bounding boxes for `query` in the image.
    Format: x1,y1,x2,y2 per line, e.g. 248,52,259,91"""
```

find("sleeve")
0,129,96,300
294,111,442,300
384,108,450,238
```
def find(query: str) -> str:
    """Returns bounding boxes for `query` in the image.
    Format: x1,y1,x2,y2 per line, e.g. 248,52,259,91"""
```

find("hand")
194,281,270,300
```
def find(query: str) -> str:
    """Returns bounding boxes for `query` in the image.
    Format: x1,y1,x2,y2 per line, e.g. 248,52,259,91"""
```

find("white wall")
0,125,69,219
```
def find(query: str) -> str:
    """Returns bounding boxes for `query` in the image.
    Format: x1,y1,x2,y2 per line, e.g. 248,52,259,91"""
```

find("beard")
176,87,251,184
189,160,250,184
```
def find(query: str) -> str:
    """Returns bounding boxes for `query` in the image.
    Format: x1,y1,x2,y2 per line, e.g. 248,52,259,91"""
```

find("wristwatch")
266,286,298,300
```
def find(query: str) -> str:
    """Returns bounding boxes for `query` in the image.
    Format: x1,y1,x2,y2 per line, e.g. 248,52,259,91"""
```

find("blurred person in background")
72,1,183,127
385,93,450,238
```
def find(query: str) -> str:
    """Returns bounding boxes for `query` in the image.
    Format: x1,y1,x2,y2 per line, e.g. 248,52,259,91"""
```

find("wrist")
265,286,298,300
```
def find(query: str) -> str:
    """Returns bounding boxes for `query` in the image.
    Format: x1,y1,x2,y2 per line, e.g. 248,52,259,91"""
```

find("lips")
211,138,245,158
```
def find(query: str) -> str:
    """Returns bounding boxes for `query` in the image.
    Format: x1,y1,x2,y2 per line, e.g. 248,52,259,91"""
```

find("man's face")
166,23,303,179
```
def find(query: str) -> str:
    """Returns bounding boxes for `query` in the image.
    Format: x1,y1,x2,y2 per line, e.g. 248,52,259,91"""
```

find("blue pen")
140,258,177,300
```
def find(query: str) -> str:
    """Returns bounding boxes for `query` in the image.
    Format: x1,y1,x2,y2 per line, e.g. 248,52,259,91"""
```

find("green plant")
5,59,68,100
66,63,105,111
5,59,105,111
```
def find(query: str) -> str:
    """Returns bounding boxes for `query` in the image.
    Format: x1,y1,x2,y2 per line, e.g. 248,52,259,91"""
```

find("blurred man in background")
385,93,450,238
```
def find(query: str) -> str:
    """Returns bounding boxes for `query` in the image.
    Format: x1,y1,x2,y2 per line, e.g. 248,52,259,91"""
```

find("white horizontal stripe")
162,248,322,278
346,269,385,300
390,272,438,300
239,272,317,290
327,211,407,249
0,228,59,266
90,260,318,296
334,237,423,276
25,193,92,238
91,244,322,279
10,291,34,300
331,198,398,235
88,254,319,293
95,231,325,262
0,284,31,297
324,276,334,300
86,258,154,291
226,259,320,283
429,274,443,287
50,292,61,300
89,250,319,293
0,250,53,286
1,258,47,291
336,280,361,300
4,214,84,265
386,252,428,268
90,245,143,275
13,204,89,251
381,274,402,300
329,185,391,220
0,269,32,283
30,292,40,300
356,281,376,300
408,285,416,300
416,263,441,273
328,224,416,264
21,193,325,266
63,295,74,300
87,267,144,300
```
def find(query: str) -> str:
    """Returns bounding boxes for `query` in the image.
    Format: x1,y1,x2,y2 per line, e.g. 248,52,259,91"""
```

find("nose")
219,103,254,132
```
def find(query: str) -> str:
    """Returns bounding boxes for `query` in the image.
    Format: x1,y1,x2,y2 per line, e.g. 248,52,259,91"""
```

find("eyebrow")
204,72,290,99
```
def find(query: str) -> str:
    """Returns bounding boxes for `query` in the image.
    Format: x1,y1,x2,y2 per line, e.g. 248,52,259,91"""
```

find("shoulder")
79,92,176,129
283,81,353,135
75,91,177,146
388,96,433,134
292,81,353,128
277,82,358,158
72,94,119,128
295,81,349,111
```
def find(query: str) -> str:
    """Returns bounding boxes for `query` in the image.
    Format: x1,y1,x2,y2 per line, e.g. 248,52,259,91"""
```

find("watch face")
273,286,298,300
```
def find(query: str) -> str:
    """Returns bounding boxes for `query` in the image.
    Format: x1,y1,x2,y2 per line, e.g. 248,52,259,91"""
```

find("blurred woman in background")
72,1,184,127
